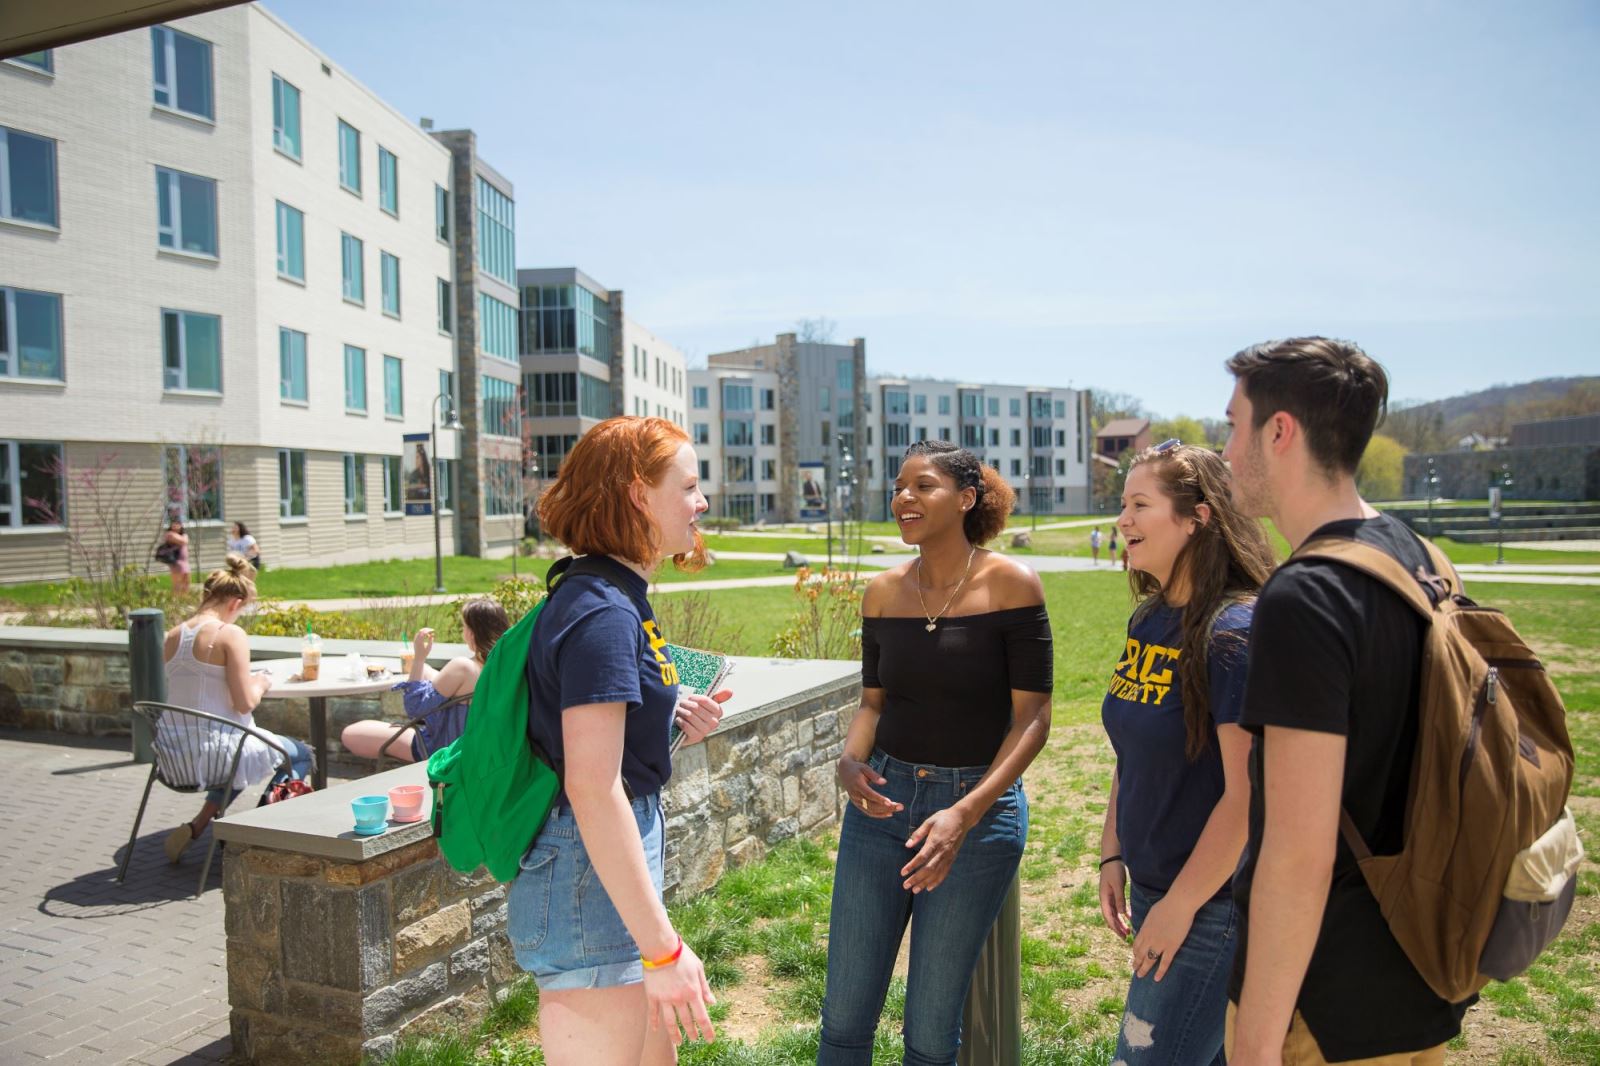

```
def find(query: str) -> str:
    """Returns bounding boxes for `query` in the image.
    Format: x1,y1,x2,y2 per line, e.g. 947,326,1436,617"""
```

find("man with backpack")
1222,338,1484,1064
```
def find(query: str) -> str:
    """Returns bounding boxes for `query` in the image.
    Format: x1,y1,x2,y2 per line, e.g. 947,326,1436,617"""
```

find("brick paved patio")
0,731,356,1064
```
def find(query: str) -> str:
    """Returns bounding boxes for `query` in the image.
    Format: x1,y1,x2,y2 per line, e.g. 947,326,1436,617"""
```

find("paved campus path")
0,732,365,1063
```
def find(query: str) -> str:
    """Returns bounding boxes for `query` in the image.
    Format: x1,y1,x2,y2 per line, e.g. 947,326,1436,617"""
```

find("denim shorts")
507,792,664,991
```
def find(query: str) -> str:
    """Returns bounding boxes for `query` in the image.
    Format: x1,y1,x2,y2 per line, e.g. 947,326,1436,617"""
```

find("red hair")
537,416,707,571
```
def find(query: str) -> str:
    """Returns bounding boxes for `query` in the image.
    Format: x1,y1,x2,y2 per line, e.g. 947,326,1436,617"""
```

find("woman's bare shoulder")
980,552,1045,609
861,563,911,617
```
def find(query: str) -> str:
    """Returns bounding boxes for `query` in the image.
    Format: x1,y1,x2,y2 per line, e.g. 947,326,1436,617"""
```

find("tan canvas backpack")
1290,535,1581,1003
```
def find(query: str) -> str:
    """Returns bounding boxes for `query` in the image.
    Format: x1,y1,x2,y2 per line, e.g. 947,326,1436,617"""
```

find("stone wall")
223,838,515,1064
661,679,858,899
1403,444,1600,501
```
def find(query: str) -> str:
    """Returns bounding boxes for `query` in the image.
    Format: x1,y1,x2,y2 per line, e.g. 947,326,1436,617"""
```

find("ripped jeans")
1113,882,1236,1066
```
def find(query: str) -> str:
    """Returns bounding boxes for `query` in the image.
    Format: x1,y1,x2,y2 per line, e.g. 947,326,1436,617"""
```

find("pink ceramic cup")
388,784,426,823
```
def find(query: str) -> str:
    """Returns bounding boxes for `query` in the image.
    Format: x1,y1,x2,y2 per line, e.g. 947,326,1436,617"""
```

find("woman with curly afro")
819,440,1054,1064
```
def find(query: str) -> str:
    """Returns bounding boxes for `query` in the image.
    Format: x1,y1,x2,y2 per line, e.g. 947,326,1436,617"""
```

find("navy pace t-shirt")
1100,598,1251,895
525,555,680,802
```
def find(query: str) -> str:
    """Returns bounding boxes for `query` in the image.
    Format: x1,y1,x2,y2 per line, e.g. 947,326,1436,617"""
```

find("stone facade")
222,838,515,1064
1403,444,1600,502
0,647,131,735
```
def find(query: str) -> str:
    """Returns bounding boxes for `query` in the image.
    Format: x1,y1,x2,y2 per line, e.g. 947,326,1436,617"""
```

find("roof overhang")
1,1,249,60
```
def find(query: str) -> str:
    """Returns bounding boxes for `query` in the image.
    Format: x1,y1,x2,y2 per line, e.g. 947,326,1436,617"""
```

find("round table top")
252,655,407,699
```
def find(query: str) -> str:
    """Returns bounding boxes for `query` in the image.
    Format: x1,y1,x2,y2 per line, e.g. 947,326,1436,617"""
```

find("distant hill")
1384,376,1600,452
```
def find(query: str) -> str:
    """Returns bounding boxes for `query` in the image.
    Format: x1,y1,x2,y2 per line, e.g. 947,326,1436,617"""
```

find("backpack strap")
1289,537,1443,622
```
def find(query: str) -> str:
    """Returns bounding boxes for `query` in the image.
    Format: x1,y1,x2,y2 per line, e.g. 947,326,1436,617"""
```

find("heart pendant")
925,623,937,633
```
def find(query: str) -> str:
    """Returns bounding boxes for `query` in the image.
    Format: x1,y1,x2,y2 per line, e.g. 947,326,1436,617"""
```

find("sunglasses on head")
1154,438,1182,454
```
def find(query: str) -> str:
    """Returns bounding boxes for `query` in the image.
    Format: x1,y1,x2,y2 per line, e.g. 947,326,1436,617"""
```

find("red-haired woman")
509,416,729,1063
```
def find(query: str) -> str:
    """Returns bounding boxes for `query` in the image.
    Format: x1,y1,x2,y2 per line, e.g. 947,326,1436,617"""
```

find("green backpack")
426,596,559,882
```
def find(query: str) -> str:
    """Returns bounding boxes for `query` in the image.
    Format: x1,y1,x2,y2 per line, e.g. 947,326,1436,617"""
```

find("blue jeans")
1113,882,1237,1065
509,793,665,991
205,737,314,807
818,750,1028,1066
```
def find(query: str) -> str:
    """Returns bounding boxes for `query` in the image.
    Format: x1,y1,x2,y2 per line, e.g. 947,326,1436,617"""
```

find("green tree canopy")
1357,433,1407,501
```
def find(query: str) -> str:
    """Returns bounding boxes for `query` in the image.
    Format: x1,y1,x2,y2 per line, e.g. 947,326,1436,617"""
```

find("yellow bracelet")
641,934,684,970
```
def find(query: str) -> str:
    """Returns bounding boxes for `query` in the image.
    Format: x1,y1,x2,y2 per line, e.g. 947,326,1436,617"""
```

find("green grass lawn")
379,575,1600,1065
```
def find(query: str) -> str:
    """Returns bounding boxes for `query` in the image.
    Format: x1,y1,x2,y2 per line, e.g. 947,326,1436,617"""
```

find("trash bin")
127,608,165,764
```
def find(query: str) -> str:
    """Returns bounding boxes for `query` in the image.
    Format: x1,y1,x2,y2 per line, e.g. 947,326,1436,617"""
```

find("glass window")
699,459,710,482
483,376,518,437
886,390,909,415
962,393,982,418
885,423,911,448
378,147,398,215
522,372,576,417
0,440,64,528
484,458,520,516
344,344,366,411
161,309,220,392
579,373,609,419
479,292,517,360
939,395,951,415
156,167,217,256
724,419,753,447
0,287,64,381
0,127,58,227
343,454,366,515
722,382,753,411
1010,459,1022,476
8,52,52,74
163,444,222,523
275,201,304,280
519,283,611,357
437,279,451,333
1057,459,1066,475
341,232,364,303
474,176,515,285
1010,398,1021,417
383,455,402,513
381,251,401,316
988,397,1000,417
989,428,1000,446
1056,401,1066,418
151,26,213,120
383,355,403,416
278,449,306,517
338,120,361,193
761,459,776,481
914,394,927,414
279,327,307,402
692,423,710,445
435,184,449,241
761,388,775,411
819,385,830,413
271,74,301,158
435,458,455,510
724,456,753,483
1011,429,1022,446
439,369,456,413
691,385,707,408
760,424,775,445
836,360,852,392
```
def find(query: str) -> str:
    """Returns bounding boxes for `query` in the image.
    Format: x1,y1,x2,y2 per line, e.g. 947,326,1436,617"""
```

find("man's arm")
1230,725,1347,1065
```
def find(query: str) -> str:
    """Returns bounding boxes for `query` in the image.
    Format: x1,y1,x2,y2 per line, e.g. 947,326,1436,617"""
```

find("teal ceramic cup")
352,795,389,831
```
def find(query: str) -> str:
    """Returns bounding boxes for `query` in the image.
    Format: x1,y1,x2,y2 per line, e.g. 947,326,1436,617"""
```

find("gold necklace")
915,547,977,633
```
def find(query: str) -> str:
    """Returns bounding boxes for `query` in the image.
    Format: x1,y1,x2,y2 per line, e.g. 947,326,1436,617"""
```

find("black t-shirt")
1228,513,1473,1059
862,605,1053,767
525,555,678,802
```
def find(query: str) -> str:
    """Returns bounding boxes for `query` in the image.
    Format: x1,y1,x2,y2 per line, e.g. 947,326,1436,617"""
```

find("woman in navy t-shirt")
1098,442,1276,1065
508,417,730,1061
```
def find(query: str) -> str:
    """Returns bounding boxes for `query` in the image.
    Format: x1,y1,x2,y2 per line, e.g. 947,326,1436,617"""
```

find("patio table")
252,655,404,789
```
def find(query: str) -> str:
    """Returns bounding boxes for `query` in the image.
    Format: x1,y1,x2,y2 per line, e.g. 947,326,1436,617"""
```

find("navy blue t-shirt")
525,555,679,802
1100,598,1251,895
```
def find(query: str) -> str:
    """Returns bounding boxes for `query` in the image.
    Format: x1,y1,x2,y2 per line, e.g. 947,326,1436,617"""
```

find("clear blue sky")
266,0,1599,417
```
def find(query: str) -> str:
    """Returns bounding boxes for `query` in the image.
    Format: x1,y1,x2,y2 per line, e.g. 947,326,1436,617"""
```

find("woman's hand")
1099,859,1131,939
413,628,435,658
838,754,902,819
643,939,716,1046
1130,893,1196,981
674,689,730,746
253,672,274,698
901,807,973,893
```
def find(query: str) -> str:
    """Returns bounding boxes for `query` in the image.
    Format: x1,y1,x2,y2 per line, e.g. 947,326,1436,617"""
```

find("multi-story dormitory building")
690,333,1092,524
0,5,526,583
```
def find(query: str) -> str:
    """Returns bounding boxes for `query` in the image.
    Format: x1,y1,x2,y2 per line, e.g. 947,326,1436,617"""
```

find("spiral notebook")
666,643,735,754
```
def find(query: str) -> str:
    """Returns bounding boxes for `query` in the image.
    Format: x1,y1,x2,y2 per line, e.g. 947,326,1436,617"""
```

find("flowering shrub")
770,567,864,662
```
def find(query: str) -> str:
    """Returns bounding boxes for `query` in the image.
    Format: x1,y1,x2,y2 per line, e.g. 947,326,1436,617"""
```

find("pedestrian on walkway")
1091,526,1103,564
1109,527,1120,560
820,440,1053,1064
158,554,313,863
510,416,728,1062
339,598,510,762
1098,441,1275,1064
158,519,190,596
1224,338,1472,1064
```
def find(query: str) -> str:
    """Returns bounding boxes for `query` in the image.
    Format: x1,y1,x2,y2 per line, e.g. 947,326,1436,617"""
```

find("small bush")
770,568,863,661
654,592,727,651
244,602,387,640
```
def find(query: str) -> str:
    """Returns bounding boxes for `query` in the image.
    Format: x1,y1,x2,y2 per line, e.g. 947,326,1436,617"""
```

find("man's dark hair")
1225,337,1389,475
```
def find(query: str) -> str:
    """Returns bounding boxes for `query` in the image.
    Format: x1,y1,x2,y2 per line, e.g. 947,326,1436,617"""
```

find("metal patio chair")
371,693,470,770
116,701,301,898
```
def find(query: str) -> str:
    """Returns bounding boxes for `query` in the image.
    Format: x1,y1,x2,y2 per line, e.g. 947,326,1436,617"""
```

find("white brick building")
0,6,464,582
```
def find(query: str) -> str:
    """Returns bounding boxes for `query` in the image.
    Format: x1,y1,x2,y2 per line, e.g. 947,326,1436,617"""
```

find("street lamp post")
528,455,542,550
431,391,463,594
1425,457,1439,539
1494,465,1513,566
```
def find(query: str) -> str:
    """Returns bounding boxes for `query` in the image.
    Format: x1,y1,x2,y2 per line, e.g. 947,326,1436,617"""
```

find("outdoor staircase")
1381,503,1600,544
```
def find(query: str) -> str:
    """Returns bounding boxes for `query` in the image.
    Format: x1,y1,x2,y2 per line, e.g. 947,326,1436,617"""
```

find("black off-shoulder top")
862,605,1053,767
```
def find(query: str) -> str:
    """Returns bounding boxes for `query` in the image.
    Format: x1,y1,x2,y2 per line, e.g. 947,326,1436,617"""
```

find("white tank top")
159,622,283,788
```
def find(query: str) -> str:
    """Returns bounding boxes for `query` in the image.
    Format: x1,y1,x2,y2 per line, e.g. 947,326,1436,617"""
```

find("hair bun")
224,552,251,575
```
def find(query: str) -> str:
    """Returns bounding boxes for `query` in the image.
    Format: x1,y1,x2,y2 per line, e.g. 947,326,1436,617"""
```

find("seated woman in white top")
340,598,509,762
159,554,313,864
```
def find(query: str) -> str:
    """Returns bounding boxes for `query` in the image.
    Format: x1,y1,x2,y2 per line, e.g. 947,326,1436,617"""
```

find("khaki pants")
1225,1003,1447,1065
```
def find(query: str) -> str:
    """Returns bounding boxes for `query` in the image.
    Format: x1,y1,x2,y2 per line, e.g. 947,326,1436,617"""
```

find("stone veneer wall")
1403,444,1600,502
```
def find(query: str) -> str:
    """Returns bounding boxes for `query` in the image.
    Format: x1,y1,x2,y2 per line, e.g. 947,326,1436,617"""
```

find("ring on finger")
1145,949,1159,960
